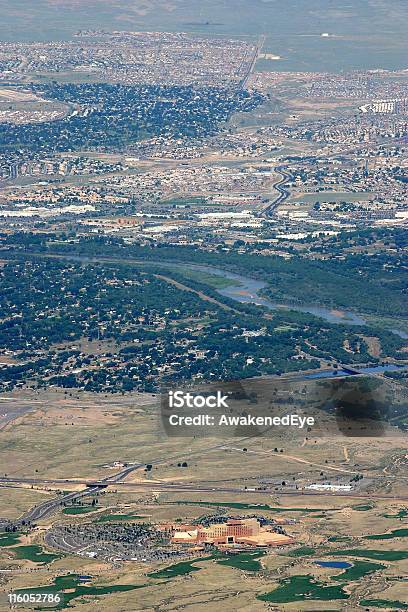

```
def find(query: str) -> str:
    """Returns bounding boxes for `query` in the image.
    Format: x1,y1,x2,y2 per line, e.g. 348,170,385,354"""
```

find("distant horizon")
1,0,408,72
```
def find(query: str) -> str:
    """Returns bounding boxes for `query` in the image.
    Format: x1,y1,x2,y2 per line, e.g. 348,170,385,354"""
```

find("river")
188,264,407,338
185,264,408,379
44,253,408,339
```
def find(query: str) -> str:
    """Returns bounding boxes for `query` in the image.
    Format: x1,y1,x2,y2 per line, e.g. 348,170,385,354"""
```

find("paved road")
0,399,42,430
1,477,407,502
1,441,233,525
0,464,146,528
241,34,265,89
2,432,406,527
12,486,102,527
262,166,291,216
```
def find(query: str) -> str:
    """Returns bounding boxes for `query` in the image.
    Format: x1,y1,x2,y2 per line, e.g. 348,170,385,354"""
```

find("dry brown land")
0,388,406,611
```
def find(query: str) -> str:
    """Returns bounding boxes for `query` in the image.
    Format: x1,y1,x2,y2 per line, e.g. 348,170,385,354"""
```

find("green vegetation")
147,556,215,579
359,599,408,609
2,231,407,394
328,536,352,543
0,534,57,565
169,267,241,289
0,532,21,546
216,550,266,572
285,546,316,557
11,545,60,564
331,549,408,561
0,255,323,393
99,513,146,522
382,509,408,519
332,560,384,582
15,574,144,609
96,513,146,523
62,506,99,515
365,529,408,540
352,503,374,511
0,83,263,153
257,575,348,604
58,233,406,319
149,551,266,579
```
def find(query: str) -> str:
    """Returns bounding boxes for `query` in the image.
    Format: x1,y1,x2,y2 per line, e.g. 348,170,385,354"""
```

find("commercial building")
160,518,294,548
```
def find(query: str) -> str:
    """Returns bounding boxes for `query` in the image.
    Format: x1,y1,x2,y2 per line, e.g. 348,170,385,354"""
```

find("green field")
95,513,146,523
359,599,408,610
351,503,375,512
0,533,59,564
285,546,316,557
0,532,21,546
257,575,348,604
147,556,215,579
365,529,408,540
15,574,144,609
332,560,385,582
11,545,60,564
331,549,408,561
149,550,266,579
382,509,408,519
62,506,99,515
216,550,266,572
169,267,241,289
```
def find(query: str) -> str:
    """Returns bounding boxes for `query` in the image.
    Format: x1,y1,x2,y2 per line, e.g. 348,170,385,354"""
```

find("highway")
0,440,239,526
241,34,265,89
262,166,292,216
17,486,102,525
1,426,406,527
2,476,408,504
0,464,146,527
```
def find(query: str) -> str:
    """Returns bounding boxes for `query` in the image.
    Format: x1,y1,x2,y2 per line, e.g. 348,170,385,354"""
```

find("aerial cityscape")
0,1,407,610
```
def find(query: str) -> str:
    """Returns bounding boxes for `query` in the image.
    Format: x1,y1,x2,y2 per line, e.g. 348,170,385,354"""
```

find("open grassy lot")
0,387,407,610
0,487,51,520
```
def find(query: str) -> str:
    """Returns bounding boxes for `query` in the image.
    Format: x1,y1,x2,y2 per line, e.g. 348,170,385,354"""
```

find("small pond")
314,560,352,569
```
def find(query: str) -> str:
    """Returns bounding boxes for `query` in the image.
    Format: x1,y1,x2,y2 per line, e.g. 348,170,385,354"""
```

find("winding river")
39,253,408,379
184,264,408,379
187,264,408,338
45,253,408,339
196,265,366,324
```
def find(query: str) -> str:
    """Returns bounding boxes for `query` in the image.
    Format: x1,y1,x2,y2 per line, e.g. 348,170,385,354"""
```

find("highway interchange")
0,442,407,531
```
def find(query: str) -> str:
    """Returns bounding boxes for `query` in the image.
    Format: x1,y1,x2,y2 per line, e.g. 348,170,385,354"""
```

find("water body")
392,329,408,340
188,264,408,341
188,264,376,327
58,254,408,339
73,256,368,327
55,252,408,349
314,561,352,569
44,253,408,381
302,364,408,379
187,264,408,378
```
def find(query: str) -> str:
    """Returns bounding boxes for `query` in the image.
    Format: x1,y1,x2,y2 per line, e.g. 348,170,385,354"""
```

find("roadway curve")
263,166,292,216
0,463,145,529
0,441,235,527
